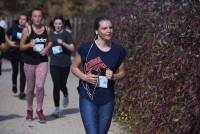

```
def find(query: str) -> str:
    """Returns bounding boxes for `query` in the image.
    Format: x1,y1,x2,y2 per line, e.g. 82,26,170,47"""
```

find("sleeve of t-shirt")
77,44,84,58
118,47,126,65
77,43,88,62
77,45,82,55
7,26,13,36
65,31,73,44
0,27,5,44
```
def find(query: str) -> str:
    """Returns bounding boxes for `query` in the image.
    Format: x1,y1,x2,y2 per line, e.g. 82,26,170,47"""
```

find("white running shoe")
51,107,60,118
63,96,69,108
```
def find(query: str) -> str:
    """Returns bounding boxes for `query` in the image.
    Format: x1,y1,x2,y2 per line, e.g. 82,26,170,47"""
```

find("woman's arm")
4,26,16,47
20,26,34,51
40,27,52,56
57,38,75,53
71,52,98,84
5,35,17,48
112,62,126,80
62,42,75,53
0,29,5,50
106,62,126,80
0,43,4,50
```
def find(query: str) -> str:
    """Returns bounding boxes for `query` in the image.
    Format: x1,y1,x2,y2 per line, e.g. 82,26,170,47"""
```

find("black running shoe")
19,93,26,100
12,86,17,93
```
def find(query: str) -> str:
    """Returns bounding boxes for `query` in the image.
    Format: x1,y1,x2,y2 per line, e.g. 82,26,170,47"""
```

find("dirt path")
0,59,122,134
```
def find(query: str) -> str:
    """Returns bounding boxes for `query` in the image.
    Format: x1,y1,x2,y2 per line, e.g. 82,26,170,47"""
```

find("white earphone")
82,35,98,100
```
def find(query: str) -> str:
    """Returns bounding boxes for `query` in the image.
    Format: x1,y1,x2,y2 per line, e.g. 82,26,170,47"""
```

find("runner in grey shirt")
49,16,75,117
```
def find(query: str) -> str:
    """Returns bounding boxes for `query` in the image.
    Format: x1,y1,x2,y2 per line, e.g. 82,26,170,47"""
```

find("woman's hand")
9,41,18,48
40,48,48,56
57,39,63,45
57,38,75,53
29,40,35,48
84,73,99,85
40,41,51,56
106,68,113,80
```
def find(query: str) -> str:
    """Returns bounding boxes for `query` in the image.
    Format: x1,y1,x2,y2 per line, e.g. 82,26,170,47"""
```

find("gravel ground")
0,59,123,134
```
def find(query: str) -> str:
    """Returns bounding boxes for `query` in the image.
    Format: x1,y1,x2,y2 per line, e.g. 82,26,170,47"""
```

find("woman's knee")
35,80,44,91
26,88,34,94
53,83,61,91
35,85,44,91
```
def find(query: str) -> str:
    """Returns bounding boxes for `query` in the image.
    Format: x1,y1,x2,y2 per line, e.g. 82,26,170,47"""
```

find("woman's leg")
35,62,48,111
11,59,19,93
35,62,48,123
79,96,98,134
98,100,115,134
19,61,26,96
24,63,36,110
60,66,70,97
50,65,61,107
61,66,70,108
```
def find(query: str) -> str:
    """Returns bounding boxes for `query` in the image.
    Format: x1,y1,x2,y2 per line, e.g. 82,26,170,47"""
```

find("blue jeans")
79,96,114,134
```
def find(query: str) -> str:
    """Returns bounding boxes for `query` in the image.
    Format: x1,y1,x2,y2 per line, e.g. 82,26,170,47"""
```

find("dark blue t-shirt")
7,24,23,59
7,24,22,44
0,27,5,58
0,27,5,44
77,41,126,104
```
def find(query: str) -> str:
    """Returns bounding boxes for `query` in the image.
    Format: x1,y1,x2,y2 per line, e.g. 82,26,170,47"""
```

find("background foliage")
113,1,200,133
0,0,117,17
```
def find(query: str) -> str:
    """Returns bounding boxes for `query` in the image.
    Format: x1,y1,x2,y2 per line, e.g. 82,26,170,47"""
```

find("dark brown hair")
94,16,112,31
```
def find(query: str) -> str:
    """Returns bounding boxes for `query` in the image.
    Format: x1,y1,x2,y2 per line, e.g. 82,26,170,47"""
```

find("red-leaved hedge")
76,1,200,133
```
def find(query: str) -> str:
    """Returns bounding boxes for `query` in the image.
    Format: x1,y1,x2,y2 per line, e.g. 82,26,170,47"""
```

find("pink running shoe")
36,109,46,123
26,110,33,121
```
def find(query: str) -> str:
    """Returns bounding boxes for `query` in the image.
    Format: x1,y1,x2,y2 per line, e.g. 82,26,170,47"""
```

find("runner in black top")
20,8,52,123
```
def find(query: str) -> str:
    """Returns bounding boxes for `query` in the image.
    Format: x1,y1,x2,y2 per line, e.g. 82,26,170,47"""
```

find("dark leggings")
50,65,70,107
11,58,26,93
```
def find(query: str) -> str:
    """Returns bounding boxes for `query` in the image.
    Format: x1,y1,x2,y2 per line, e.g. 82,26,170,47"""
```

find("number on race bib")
98,76,108,88
17,32,22,39
52,46,63,54
33,44,44,52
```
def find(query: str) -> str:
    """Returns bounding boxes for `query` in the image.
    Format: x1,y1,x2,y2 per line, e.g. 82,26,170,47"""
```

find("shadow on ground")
0,114,23,121
46,107,80,121
2,68,11,72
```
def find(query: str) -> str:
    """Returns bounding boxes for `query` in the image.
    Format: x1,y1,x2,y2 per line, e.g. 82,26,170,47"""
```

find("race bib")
98,76,108,88
52,46,63,54
17,32,22,39
33,44,44,52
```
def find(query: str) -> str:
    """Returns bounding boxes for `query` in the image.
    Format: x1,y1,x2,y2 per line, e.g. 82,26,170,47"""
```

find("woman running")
49,16,75,117
20,8,52,123
71,16,126,134
6,14,28,99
